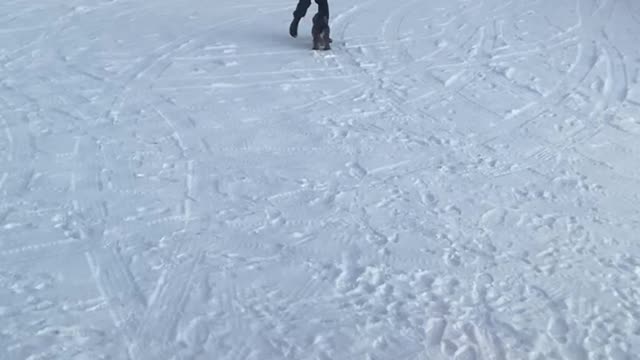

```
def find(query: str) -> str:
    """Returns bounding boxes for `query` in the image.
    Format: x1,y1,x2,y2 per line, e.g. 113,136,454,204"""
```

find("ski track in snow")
1,0,640,359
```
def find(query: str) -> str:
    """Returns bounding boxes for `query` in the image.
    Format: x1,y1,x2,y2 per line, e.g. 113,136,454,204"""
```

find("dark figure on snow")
289,0,330,38
311,13,331,50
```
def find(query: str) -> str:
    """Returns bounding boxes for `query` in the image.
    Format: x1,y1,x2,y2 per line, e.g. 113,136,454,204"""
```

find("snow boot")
289,16,302,38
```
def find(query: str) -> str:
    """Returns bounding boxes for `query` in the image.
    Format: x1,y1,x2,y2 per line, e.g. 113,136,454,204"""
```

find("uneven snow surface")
2,0,640,359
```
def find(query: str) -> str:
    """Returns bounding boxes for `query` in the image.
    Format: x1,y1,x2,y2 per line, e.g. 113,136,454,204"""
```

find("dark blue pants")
294,0,329,19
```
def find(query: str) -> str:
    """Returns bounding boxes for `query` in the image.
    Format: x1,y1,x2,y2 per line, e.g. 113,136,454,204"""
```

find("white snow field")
1,0,640,358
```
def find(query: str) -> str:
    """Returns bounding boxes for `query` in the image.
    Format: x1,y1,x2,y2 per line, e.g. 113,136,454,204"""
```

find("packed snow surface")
2,0,640,359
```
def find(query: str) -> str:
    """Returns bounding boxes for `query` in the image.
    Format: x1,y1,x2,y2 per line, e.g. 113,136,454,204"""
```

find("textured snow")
1,0,640,359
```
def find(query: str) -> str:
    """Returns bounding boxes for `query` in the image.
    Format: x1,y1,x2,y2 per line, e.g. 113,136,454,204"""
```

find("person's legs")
315,0,329,19
314,0,331,43
293,0,312,18
290,0,312,37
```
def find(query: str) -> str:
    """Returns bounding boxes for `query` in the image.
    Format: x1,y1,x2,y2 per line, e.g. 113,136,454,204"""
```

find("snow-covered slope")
2,0,640,359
